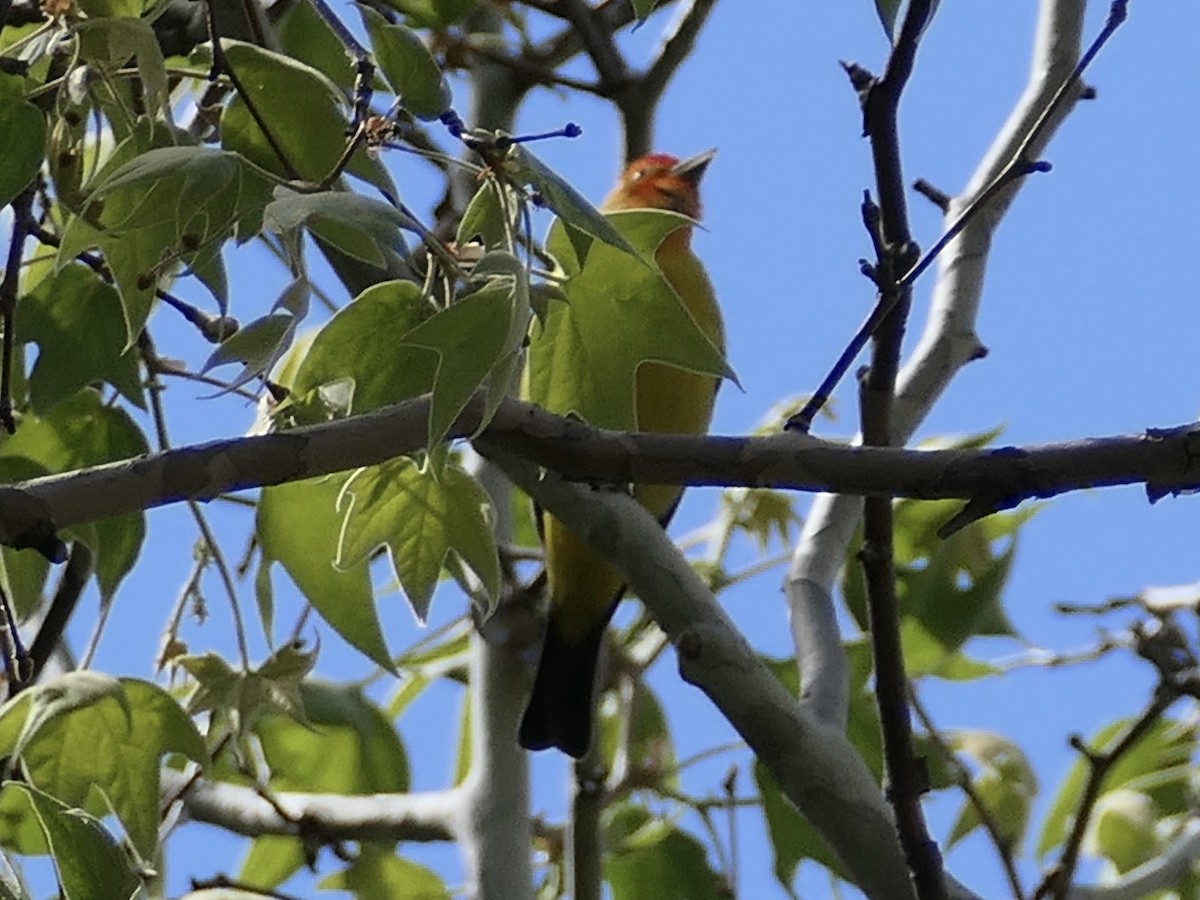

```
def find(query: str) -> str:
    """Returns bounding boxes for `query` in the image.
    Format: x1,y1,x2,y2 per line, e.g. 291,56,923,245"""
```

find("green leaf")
218,41,394,193
1037,716,1194,858
0,674,208,859
57,119,178,340
289,280,433,418
199,311,296,380
529,209,730,430
19,264,145,411
398,283,518,448
75,18,168,116
0,389,147,602
360,7,452,120
945,730,1035,854
278,0,374,90
0,782,49,857
6,783,140,900
841,489,1033,679
630,0,657,20
320,845,449,899
238,682,409,889
598,678,675,783
257,475,394,670
753,760,849,894
336,458,500,622
509,146,636,258
457,178,517,250
605,806,727,900
181,642,318,734
1084,789,1160,874
61,126,265,336
262,189,414,268
262,681,409,792
0,544,49,621
0,82,45,209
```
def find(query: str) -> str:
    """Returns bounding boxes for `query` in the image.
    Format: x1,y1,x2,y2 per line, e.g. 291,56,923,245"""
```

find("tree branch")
478,442,919,899
2,393,1198,547
784,0,1087,760
854,0,944,890
163,770,460,842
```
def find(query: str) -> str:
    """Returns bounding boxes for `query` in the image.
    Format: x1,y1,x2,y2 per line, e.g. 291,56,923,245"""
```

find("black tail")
519,616,606,759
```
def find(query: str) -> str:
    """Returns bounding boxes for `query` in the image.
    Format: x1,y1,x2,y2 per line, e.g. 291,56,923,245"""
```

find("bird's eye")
629,168,646,182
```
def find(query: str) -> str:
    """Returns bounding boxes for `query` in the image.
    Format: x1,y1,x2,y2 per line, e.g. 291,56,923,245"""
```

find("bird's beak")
671,149,717,188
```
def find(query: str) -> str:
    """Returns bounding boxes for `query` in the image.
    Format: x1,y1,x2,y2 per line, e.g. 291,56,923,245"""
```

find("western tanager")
519,150,724,758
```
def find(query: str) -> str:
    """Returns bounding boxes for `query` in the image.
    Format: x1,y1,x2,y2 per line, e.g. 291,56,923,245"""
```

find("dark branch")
5,392,1200,544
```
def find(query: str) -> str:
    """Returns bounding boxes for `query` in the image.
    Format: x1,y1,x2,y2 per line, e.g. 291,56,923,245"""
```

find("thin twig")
207,5,301,181
157,550,209,676
910,689,1023,899
142,335,253,669
847,1,947,896
787,0,1131,433
0,188,35,433
17,542,94,696
899,0,1129,290
1037,687,1176,900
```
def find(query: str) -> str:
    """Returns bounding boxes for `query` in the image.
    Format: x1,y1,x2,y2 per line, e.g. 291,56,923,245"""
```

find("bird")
519,150,725,758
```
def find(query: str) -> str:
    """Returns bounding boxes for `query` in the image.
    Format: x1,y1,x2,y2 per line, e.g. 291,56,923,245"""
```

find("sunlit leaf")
528,209,731,431
336,458,500,622
6,784,140,900
258,475,394,670
289,279,432,421
945,730,1035,854
320,845,449,899
1037,716,1194,858
0,674,208,858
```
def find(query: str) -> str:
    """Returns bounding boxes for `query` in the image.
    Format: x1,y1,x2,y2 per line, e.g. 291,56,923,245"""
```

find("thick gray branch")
3,393,1196,543
479,443,918,899
162,770,460,842
785,0,1089,732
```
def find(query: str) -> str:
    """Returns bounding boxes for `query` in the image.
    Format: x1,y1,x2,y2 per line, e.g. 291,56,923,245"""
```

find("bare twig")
787,0,1131,433
0,187,35,433
841,0,947,894
142,334,252,669
206,5,300,180
617,0,716,158
17,542,94,696
1037,688,1176,900
910,690,1024,899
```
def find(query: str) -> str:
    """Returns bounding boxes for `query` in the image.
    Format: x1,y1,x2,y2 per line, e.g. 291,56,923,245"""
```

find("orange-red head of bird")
602,149,716,220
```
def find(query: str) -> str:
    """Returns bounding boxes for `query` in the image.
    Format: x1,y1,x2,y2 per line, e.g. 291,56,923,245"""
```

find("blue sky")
36,1,1200,897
